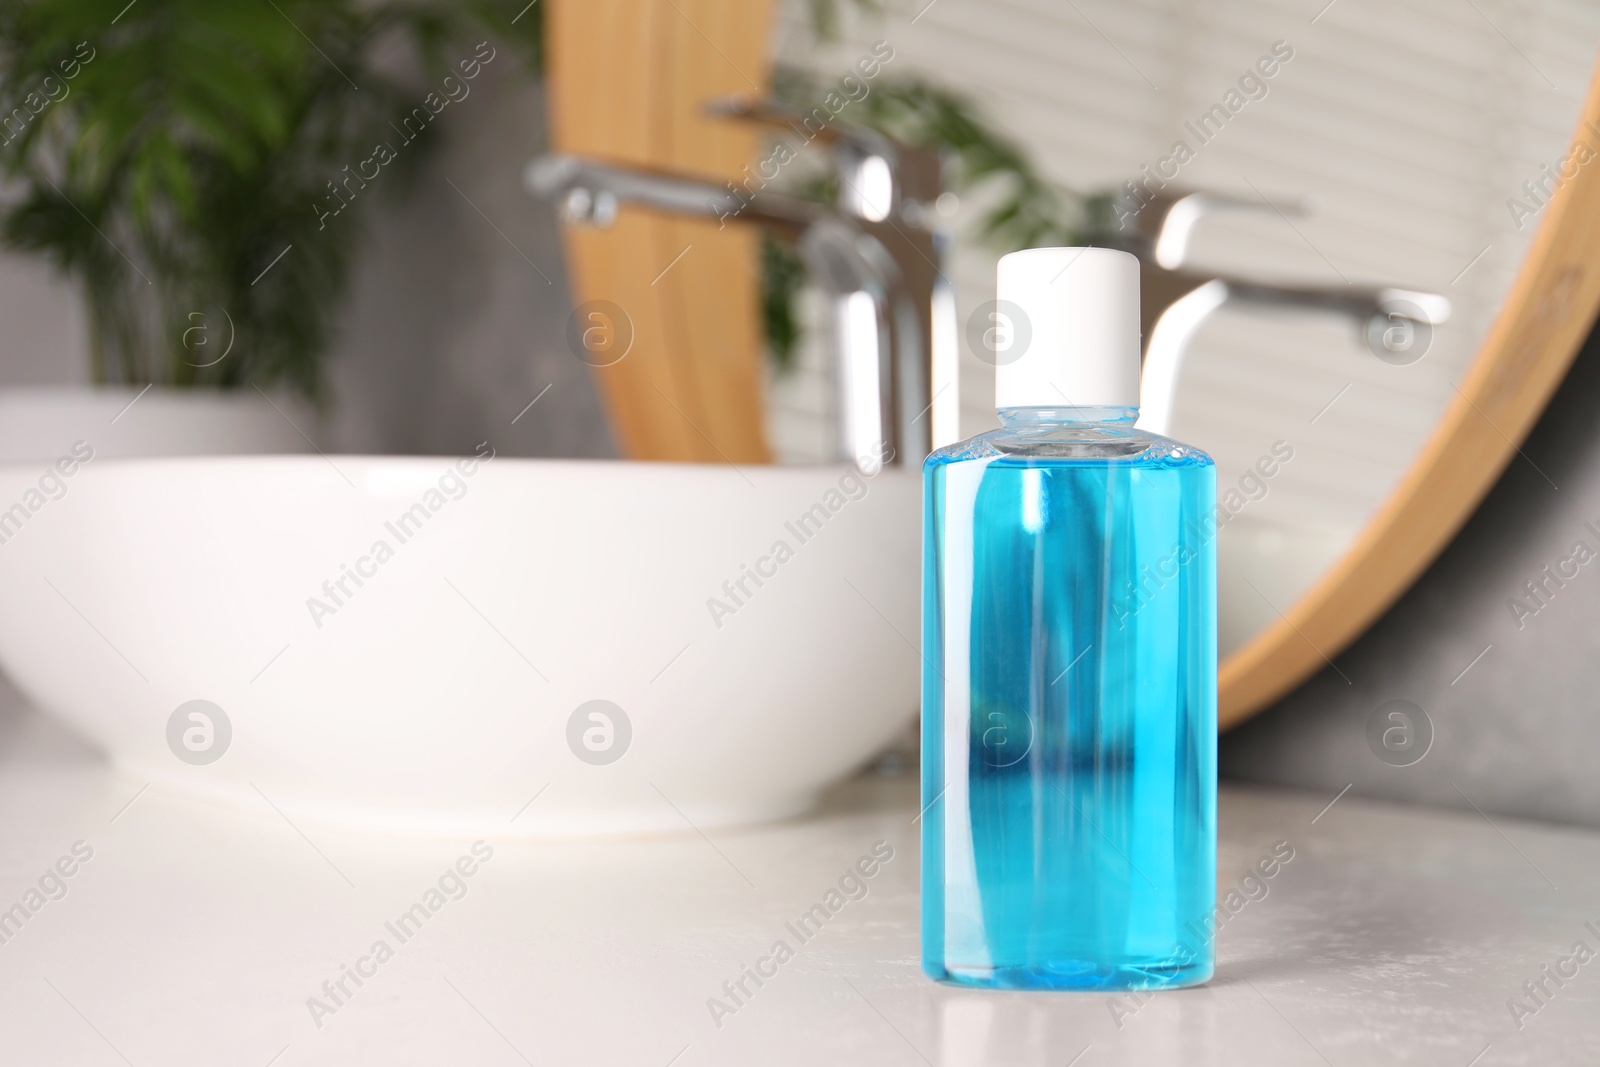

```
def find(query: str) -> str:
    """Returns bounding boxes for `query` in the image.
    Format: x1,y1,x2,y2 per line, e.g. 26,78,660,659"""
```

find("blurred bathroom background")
5,0,1600,823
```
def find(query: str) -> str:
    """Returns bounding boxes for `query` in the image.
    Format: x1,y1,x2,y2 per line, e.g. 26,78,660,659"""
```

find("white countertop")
1,704,1597,1066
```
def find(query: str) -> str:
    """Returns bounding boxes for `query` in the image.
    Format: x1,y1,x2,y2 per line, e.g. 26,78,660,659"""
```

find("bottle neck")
997,405,1138,428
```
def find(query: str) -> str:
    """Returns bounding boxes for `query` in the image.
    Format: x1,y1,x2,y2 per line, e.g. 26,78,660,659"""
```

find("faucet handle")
1134,189,1314,270
703,93,888,154
702,94,945,225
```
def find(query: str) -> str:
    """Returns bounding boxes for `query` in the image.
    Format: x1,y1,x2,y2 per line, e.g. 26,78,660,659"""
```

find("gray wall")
1222,314,1600,828
0,63,615,461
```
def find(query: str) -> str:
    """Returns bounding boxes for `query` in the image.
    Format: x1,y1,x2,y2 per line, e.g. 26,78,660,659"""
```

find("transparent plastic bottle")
921,249,1216,991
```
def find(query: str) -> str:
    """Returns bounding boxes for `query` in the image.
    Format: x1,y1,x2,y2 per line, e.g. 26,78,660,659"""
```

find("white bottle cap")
993,247,1142,409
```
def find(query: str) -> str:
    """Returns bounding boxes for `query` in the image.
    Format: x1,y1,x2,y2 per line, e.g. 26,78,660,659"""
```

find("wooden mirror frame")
544,0,776,466
1218,63,1600,726
547,3,1600,728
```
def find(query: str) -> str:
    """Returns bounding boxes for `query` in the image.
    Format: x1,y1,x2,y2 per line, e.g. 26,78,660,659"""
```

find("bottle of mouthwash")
921,247,1216,991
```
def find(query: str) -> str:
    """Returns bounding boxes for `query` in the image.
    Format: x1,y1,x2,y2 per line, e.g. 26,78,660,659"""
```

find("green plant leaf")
0,0,545,399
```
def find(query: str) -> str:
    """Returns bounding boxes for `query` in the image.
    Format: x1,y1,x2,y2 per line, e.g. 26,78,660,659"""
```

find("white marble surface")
1,704,1598,1066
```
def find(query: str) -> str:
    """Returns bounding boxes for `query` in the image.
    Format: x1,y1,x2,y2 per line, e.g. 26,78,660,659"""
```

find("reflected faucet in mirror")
525,96,958,470
1117,190,1453,435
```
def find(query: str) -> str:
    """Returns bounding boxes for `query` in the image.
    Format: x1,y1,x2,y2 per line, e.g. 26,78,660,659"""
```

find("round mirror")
771,0,1600,724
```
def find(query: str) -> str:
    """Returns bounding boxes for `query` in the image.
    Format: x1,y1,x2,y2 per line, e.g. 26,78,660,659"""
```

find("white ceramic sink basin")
0,453,919,836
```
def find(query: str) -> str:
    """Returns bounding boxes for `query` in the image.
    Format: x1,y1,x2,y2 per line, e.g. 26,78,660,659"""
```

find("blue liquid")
921,408,1216,991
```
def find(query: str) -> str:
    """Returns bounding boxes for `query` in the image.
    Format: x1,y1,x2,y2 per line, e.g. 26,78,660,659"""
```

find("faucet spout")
525,154,820,235
526,112,953,470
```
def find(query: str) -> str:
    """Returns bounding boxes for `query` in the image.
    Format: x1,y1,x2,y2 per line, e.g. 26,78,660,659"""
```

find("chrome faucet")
1106,190,1452,434
530,111,1446,456
524,95,957,470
